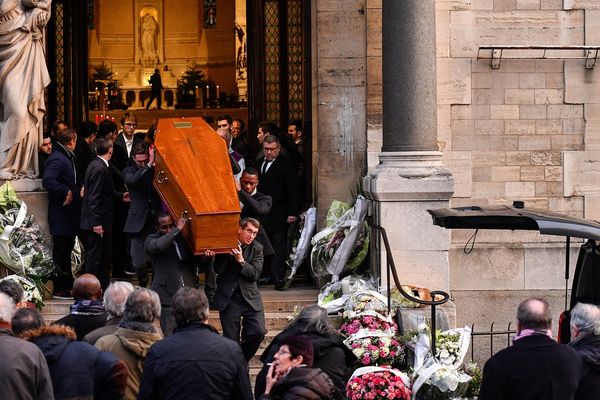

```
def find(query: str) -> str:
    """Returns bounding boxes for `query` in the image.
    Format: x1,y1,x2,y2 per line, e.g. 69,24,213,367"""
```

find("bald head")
517,298,552,331
72,274,102,300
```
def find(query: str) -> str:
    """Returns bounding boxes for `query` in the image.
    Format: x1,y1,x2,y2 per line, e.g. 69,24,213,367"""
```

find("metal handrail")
368,220,450,356
477,45,600,69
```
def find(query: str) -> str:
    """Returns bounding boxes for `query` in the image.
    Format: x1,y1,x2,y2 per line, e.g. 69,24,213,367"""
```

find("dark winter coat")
570,334,600,400
21,325,127,400
479,334,584,400
137,321,252,400
255,327,351,400
262,367,336,400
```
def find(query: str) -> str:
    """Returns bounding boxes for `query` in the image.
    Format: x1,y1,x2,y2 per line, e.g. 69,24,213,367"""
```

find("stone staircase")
41,285,319,382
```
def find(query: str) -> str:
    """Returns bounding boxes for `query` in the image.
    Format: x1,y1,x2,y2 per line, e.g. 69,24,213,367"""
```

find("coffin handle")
181,210,191,221
156,170,168,184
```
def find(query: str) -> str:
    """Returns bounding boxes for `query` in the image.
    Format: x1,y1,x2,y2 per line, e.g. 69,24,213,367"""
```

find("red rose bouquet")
346,366,411,400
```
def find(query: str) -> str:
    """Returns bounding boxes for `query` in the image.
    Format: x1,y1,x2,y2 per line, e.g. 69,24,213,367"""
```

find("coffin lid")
428,202,600,240
155,118,240,215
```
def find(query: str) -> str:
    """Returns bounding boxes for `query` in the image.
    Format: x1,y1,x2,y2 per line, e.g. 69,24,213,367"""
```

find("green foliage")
178,65,207,95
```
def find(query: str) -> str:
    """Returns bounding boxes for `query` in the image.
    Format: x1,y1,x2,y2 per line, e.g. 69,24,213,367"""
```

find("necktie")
262,160,271,175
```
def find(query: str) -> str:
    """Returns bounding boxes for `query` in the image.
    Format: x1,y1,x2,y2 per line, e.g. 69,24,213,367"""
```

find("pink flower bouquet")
339,311,398,337
346,366,411,400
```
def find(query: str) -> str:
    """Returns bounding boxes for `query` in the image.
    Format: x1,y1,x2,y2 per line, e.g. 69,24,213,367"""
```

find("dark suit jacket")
479,335,584,400
257,155,299,233
42,148,81,237
211,241,264,312
145,228,198,306
74,137,95,185
122,163,160,234
114,132,145,161
239,190,274,256
80,157,121,232
109,139,130,173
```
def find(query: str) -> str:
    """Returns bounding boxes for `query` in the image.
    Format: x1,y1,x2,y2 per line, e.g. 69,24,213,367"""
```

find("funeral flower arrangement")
0,183,55,298
0,274,44,309
346,366,411,400
339,310,398,337
345,331,405,367
341,290,388,321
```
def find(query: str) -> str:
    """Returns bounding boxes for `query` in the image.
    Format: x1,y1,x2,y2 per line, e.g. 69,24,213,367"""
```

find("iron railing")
469,322,516,362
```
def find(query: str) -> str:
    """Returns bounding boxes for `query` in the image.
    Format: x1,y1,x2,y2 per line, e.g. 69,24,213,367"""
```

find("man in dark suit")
74,121,97,185
237,167,275,263
210,218,266,361
146,69,164,110
42,128,81,299
257,135,299,288
123,143,161,287
145,213,199,335
479,297,584,400
80,137,129,289
115,112,145,160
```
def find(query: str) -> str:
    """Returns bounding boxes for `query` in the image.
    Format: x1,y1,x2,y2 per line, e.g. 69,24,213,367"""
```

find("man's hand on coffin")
148,146,156,167
93,225,104,237
287,216,297,224
231,245,244,264
204,249,216,258
123,192,131,203
63,190,73,206
176,217,188,231
235,179,241,191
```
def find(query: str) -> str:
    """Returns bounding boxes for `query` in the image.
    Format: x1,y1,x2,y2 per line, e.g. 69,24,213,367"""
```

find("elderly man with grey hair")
83,280,134,344
95,287,163,399
0,292,54,399
138,287,252,399
569,303,600,400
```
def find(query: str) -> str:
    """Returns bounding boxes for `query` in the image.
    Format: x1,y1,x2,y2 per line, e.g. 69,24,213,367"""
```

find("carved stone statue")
0,0,52,180
140,13,158,65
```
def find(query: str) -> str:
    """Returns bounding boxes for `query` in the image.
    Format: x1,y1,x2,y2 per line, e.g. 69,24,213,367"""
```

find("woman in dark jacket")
261,335,336,400
255,305,351,399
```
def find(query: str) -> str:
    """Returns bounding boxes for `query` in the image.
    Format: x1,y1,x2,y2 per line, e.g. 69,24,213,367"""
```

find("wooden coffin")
153,117,240,254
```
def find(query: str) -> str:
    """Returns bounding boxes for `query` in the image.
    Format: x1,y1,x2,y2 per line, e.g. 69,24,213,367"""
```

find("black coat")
123,163,160,234
53,312,109,341
255,328,351,399
570,334,600,400
263,367,336,400
80,157,121,232
74,137,95,185
239,189,275,256
257,155,299,233
137,321,253,400
211,240,264,312
145,228,199,306
42,147,81,237
479,335,584,400
114,132,145,162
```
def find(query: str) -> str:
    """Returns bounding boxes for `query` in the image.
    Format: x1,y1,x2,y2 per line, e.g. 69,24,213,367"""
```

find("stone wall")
364,0,600,330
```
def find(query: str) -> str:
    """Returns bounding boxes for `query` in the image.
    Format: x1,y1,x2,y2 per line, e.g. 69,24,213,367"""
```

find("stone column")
363,0,454,292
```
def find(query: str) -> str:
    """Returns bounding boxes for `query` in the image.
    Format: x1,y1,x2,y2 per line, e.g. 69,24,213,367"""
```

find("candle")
205,85,209,100
95,114,99,124
216,85,220,99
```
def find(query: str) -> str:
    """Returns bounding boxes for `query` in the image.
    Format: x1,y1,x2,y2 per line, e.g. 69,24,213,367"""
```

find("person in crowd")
479,297,584,400
257,135,299,288
287,120,303,150
210,218,266,362
83,281,135,344
96,287,163,399
0,279,23,305
260,335,337,400
146,69,164,110
116,112,145,160
569,303,600,400
138,287,253,399
145,213,199,335
0,292,54,399
52,274,108,340
43,128,81,299
49,119,68,149
237,167,275,267
38,133,52,177
255,305,352,399
97,119,128,172
216,114,244,177
74,121,97,184
123,142,161,287
80,137,129,289
13,308,128,400
231,118,249,158
255,121,279,162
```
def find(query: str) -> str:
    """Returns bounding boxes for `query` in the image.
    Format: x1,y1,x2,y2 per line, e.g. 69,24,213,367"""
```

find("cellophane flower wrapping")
317,275,376,313
283,207,316,288
341,290,389,321
310,196,369,280
346,366,411,400
339,310,398,337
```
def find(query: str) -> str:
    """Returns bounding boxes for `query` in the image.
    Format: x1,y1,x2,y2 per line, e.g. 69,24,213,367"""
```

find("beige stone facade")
342,0,600,330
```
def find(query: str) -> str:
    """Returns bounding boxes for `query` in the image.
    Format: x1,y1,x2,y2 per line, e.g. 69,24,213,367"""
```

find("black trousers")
82,229,112,290
146,90,162,109
219,291,266,361
52,235,76,293
267,231,288,284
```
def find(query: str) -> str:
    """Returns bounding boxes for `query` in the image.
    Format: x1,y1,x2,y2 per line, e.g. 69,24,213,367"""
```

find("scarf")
513,328,552,343
69,299,105,316
118,320,156,333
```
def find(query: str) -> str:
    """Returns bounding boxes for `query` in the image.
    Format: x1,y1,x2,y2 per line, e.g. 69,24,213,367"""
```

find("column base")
363,151,454,292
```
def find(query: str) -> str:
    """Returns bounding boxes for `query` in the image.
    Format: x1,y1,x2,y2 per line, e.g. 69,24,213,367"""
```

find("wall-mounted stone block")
564,61,600,104
564,151,600,196
438,58,472,104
